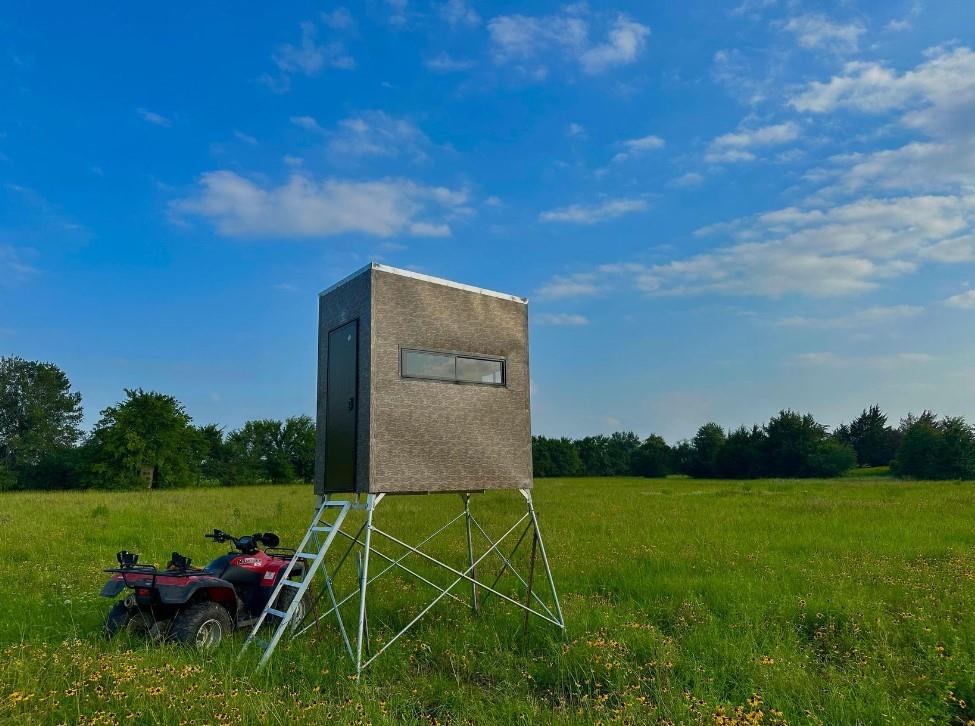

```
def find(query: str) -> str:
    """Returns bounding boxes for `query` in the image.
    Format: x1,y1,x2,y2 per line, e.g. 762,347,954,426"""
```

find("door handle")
347,396,355,411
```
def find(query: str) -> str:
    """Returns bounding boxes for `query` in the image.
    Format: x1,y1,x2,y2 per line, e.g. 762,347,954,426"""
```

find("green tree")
807,438,857,477
892,411,940,479
764,410,826,477
896,413,975,480
670,440,694,475
532,436,584,477
197,424,232,484
631,434,671,477
549,437,584,477
0,357,83,483
846,405,899,467
225,419,297,484
935,417,975,479
605,431,641,476
688,423,726,478
575,435,614,477
717,425,767,479
282,415,316,482
532,435,555,477
86,389,202,489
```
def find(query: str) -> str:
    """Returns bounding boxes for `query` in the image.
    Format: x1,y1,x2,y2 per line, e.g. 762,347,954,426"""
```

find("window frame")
399,347,507,387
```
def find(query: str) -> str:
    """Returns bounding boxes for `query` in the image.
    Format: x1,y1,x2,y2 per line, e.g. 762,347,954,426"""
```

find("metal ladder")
241,498,351,668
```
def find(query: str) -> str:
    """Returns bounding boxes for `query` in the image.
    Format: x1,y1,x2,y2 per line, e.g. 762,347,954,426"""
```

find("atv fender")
100,578,126,598
156,577,237,610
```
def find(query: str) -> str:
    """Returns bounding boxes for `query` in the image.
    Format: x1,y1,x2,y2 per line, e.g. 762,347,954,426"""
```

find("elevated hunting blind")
243,264,563,675
314,262,532,495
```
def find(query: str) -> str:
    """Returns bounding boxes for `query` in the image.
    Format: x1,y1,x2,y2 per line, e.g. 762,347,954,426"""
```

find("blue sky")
3,1,975,441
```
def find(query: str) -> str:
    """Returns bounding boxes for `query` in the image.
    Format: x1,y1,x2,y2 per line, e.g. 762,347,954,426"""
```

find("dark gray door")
325,319,358,491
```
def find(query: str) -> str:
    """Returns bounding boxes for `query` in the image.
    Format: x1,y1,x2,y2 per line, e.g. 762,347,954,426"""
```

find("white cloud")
536,45,975,308
290,112,433,161
424,53,474,73
0,245,37,284
535,312,590,326
791,46,975,196
137,108,171,127
266,21,354,91
327,112,432,160
488,13,587,62
536,273,602,300
714,122,799,148
778,305,923,328
537,193,975,298
539,198,648,224
233,130,258,145
440,0,480,27
567,122,586,138
706,122,799,163
672,172,704,188
789,46,975,130
921,233,975,262
612,133,665,163
579,15,650,74
171,171,468,239
781,14,865,53
487,10,648,76
731,0,777,16
290,115,325,133
623,134,665,153
711,48,766,105
885,1,921,32
793,351,934,369
386,0,409,27
945,290,975,309
321,8,354,30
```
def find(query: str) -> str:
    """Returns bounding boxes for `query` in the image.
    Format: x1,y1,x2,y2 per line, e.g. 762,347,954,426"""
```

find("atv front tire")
170,602,233,650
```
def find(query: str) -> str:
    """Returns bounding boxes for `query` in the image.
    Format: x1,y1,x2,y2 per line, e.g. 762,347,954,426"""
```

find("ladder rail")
245,497,331,634
240,499,352,665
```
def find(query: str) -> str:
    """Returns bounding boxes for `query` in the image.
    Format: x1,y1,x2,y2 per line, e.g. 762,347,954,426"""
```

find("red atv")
101,529,307,649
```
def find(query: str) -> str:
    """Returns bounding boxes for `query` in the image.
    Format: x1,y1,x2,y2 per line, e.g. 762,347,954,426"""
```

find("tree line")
533,405,975,480
3,356,974,491
0,357,314,490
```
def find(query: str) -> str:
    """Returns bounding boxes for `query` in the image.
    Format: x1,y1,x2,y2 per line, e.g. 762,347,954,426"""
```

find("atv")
101,529,307,649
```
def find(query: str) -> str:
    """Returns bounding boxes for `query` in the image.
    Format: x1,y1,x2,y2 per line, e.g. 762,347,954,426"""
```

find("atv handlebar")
204,529,280,553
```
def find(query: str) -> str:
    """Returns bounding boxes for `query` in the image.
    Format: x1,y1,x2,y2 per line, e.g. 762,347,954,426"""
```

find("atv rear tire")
273,585,309,630
169,602,233,650
104,602,155,640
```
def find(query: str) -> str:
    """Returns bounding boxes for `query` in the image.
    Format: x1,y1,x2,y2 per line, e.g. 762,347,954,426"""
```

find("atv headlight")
117,551,139,569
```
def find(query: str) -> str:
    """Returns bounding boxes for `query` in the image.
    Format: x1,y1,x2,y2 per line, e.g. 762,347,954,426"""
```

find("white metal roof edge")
318,262,528,304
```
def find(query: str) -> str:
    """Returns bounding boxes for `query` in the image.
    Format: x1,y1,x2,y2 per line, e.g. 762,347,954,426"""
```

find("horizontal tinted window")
456,356,503,384
401,350,455,381
401,349,505,386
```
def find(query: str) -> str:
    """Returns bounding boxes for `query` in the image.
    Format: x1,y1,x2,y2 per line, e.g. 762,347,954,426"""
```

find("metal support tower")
241,489,564,675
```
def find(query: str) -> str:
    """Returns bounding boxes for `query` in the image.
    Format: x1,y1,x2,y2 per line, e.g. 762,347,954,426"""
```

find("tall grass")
1,477,974,724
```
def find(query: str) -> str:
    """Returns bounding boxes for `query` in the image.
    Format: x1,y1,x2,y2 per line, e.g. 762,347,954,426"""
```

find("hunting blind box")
244,263,563,674
314,262,533,495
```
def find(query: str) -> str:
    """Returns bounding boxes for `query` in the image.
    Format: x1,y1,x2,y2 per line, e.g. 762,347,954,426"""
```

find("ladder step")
245,500,352,667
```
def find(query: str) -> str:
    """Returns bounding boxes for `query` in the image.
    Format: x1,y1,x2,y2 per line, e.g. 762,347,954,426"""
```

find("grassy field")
2,477,975,725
